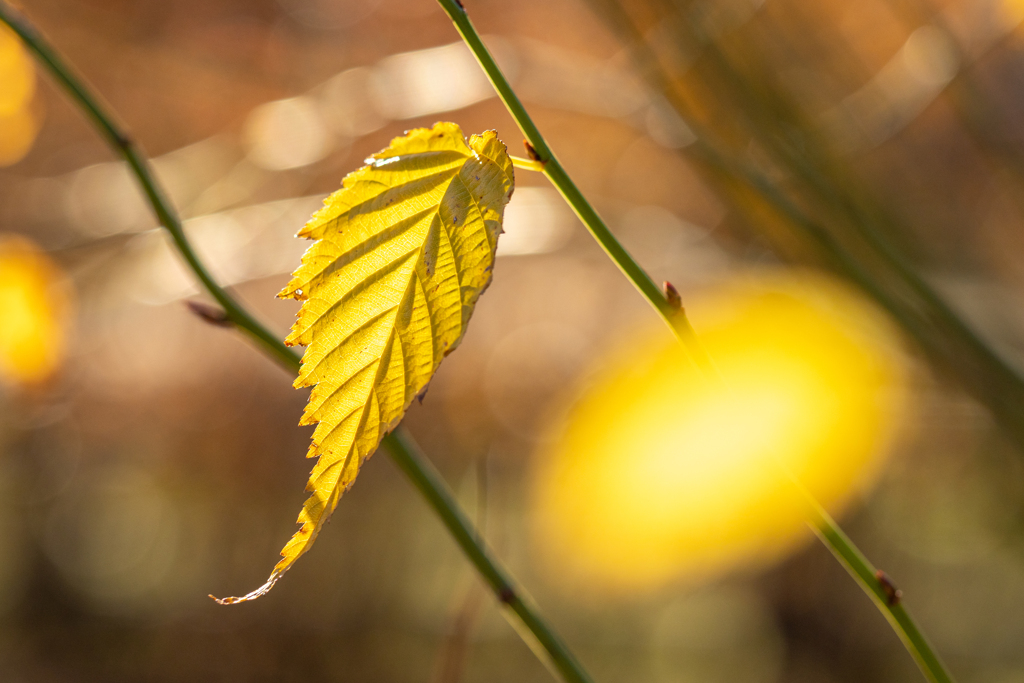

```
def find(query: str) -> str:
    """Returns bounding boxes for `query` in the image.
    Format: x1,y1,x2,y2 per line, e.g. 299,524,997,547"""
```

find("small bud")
186,300,233,328
524,141,542,162
663,281,683,311
875,570,903,606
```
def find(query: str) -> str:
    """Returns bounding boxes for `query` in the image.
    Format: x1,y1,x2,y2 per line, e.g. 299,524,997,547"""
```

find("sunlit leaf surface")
218,122,514,603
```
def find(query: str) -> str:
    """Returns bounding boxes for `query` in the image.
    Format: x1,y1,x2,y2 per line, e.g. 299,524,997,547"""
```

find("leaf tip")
209,574,282,605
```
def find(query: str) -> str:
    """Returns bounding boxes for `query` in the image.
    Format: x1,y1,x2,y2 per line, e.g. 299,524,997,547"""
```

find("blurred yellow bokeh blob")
531,271,907,593
0,24,34,114
0,106,41,167
0,236,73,385
0,23,40,167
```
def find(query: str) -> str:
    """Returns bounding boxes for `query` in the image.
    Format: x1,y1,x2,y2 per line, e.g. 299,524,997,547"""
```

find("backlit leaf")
217,122,514,603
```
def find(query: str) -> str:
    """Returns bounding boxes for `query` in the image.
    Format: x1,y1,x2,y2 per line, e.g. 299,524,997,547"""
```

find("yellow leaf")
217,122,514,603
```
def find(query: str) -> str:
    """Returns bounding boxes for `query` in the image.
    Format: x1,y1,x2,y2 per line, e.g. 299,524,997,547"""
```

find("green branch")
389,429,592,683
433,2,954,683
0,5,593,683
436,0,715,375
0,4,296,372
807,504,952,683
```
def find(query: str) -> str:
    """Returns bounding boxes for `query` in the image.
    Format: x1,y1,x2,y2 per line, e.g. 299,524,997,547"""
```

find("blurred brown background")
3,0,1024,681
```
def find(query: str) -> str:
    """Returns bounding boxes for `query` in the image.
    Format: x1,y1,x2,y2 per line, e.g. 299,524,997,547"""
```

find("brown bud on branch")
186,300,233,328
875,570,903,606
523,140,543,163
663,281,683,311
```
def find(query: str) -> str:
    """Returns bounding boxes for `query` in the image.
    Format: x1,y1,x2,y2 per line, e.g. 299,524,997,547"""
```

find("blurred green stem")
590,0,1024,449
390,429,592,683
0,5,593,683
436,2,954,682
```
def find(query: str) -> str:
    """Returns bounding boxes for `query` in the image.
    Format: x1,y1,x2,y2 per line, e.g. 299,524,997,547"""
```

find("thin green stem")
388,429,593,683
807,504,952,683
0,3,297,372
0,6,593,683
436,0,715,375
435,3,954,683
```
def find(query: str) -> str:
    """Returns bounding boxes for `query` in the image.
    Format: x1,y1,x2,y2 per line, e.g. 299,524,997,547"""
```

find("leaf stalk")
510,155,546,172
